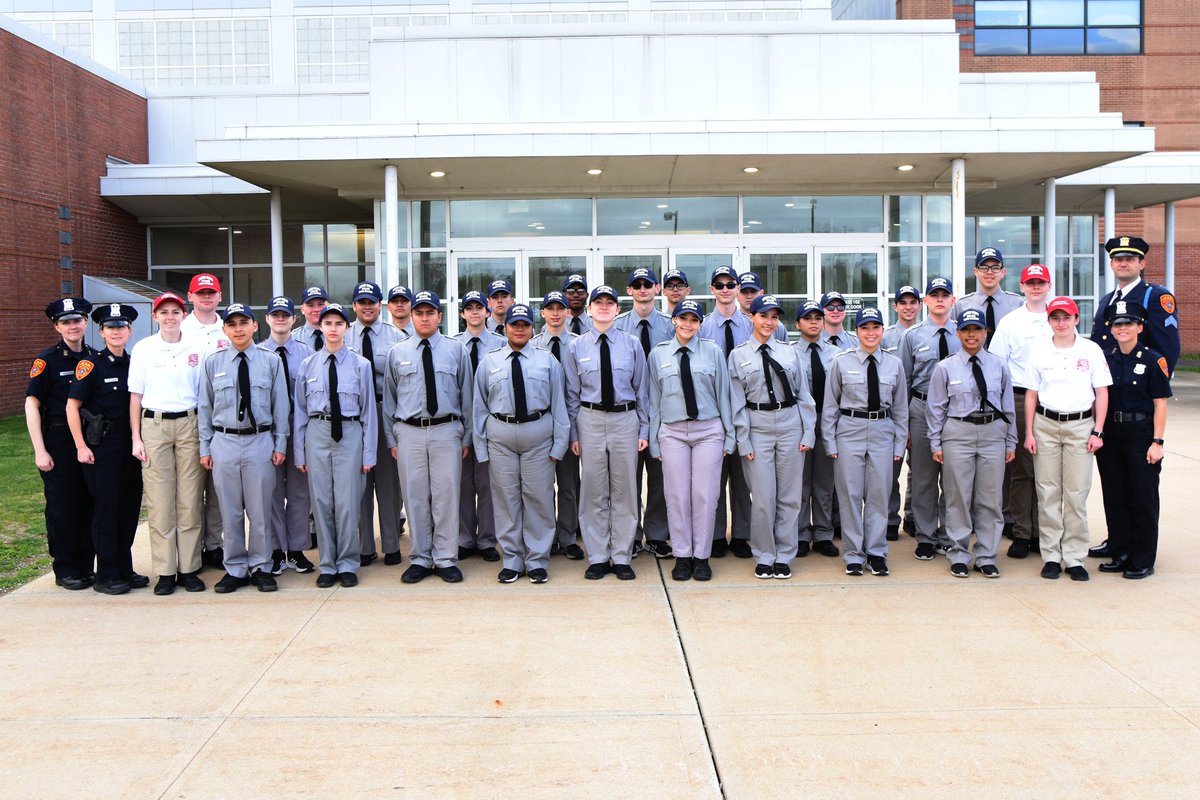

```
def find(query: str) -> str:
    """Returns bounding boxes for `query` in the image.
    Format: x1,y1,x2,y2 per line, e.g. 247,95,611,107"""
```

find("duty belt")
581,401,637,413
143,408,196,420
1036,405,1092,422
1111,411,1150,423
746,399,797,411
491,409,548,424
214,424,272,435
400,414,458,428
840,409,891,420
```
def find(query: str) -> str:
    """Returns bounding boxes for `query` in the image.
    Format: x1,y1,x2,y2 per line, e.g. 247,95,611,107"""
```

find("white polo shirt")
181,313,231,357
989,304,1052,389
128,334,205,412
1028,334,1112,414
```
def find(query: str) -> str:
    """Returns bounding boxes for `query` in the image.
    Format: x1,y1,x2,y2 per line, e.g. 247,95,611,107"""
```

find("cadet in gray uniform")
563,274,594,336
647,299,734,582
729,295,817,579
564,285,649,581
199,304,291,593
294,304,378,588
882,285,921,541
819,291,859,351
662,269,691,316
473,304,570,584
455,290,502,561
348,281,408,568
952,247,1024,347
615,267,673,557
822,307,908,577
793,300,840,558
486,279,515,335
926,308,1017,578
387,285,416,338
533,291,584,560
293,286,330,351
257,296,315,576
736,272,789,343
384,291,473,585
899,277,960,560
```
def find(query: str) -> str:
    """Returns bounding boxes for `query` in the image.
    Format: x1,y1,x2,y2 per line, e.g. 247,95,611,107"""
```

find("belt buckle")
421,416,435,428
867,410,881,421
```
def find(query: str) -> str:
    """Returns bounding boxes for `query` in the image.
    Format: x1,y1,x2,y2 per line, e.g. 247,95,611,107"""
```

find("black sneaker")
867,556,889,576
315,573,337,588
974,564,1000,578
435,565,464,583
478,547,501,563
214,572,251,594
584,562,611,580
1040,561,1062,580
122,572,150,589
671,557,694,581
251,570,278,592
950,563,969,578
338,572,359,587
177,572,206,592
401,564,433,584
360,553,378,567
498,568,522,583
773,563,792,580
564,543,586,561
383,551,403,565
630,541,645,558
1007,539,1031,559
796,541,810,558
754,563,774,579
153,576,176,596
1066,565,1089,582
646,540,674,559
914,543,936,560
886,524,899,541
287,551,315,573
613,564,636,581
845,563,864,577
528,568,549,584
710,538,728,558
729,539,753,559
902,518,915,536
270,549,287,575
692,558,712,581
813,540,840,558
201,548,225,570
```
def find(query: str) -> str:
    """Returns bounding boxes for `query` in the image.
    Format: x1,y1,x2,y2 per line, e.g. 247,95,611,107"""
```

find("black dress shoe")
478,547,501,563
458,546,477,560
122,572,150,589
360,553,378,567
1040,561,1062,580
177,572,206,592
1099,555,1131,573
93,578,132,595
729,539,753,559
613,563,636,580
154,576,176,595
671,557,694,581
1003,522,1015,540
1066,565,1089,582
338,572,358,587
584,562,611,580
795,541,810,558
812,540,840,558
1122,566,1154,580
55,575,92,591
886,524,899,541
201,548,225,570
710,538,728,558
383,551,404,565
1007,539,1031,559
1088,540,1111,558
435,565,464,583
563,543,585,561
692,558,712,581
214,573,252,593
401,564,433,584
251,569,278,592
315,573,337,588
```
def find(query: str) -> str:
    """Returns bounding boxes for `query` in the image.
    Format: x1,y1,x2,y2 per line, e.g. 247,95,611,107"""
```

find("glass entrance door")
449,252,518,335
602,251,666,311
814,246,886,316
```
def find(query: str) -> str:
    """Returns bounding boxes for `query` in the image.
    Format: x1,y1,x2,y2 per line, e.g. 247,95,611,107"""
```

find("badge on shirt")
1158,357,1169,377
75,361,94,380
188,353,200,368
1075,359,1089,372
1133,363,1146,375
30,359,46,378
1161,294,1175,314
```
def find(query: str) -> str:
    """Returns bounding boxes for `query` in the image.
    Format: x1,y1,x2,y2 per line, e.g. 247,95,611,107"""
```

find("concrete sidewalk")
3,376,1199,799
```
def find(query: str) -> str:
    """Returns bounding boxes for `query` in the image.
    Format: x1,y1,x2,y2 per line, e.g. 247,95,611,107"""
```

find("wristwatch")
1090,430,1104,439
1152,438,1165,445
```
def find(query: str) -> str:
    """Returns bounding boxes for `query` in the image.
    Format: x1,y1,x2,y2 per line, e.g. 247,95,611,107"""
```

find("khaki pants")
141,412,205,576
1033,414,1094,568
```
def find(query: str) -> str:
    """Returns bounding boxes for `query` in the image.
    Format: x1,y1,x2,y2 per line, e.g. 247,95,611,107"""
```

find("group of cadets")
24,234,1178,594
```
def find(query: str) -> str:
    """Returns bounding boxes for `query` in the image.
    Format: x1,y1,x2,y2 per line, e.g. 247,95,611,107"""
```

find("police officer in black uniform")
25,298,97,590
1094,301,1171,580
66,303,148,595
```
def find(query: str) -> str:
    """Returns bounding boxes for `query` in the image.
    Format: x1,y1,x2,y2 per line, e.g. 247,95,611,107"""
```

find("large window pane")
302,224,324,263
151,226,228,266
927,247,954,285
889,195,922,243
327,223,373,263
1031,27,1084,54
598,197,737,236
1031,0,1085,26
888,247,922,292
976,216,1035,254
282,265,310,303
1087,27,1140,54
414,251,447,294
450,199,591,238
412,201,446,248
327,265,368,304
975,28,1029,55
748,253,808,296
603,255,663,309
743,196,883,234
1069,216,1095,254
926,196,952,242
675,254,734,293
231,266,272,307
529,255,587,300
232,225,271,264
456,256,517,299
820,252,877,295
1071,256,1095,296
976,1,1028,25
1088,0,1140,25
150,268,204,295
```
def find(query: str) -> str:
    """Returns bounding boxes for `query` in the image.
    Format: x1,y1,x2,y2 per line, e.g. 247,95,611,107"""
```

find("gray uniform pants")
485,415,556,572
361,403,403,557
306,418,365,575
659,418,725,559
459,446,496,550
833,416,896,563
270,438,311,552
635,451,669,543
394,419,462,569
1009,394,1039,542
201,469,223,550
799,435,836,543
713,451,751,542
908,396,947,546
211,432,276,577
577,407,639,565
888,453,913,529
941,418,1006,566
553,449,580,547
744,408,804,565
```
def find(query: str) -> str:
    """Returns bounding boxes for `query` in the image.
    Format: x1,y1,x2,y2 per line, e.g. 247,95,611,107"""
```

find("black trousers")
41,424,95,578
1096,418,1161,570
82,426,143,583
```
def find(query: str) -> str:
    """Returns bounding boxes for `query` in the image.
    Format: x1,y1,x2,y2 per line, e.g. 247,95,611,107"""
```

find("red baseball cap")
153,292,186,312
189,273,221,293
1020,264,1050,283
1046,296,1079,316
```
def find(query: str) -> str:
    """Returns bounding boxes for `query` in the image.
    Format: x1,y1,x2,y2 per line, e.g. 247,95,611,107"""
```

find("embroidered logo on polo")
1075,359,1090,372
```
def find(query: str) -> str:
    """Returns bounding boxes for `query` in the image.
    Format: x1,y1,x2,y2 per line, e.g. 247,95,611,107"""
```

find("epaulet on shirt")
651,339,674,350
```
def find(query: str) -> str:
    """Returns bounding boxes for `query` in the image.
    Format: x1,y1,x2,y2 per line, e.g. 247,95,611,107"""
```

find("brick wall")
896,1,1200,353
0,30,148,414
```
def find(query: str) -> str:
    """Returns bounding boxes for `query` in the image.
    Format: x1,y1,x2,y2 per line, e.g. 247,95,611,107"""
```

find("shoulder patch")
1158,356,1169,377
1160,294,1175,315
75,360,94,380
30,358,46,378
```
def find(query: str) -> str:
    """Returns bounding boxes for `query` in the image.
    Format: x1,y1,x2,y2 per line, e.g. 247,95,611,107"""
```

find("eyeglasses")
565,288,588,294
975,265,1005,273
824,304,846,312
664,282,687,290
630,281,655,290
713,282,738,290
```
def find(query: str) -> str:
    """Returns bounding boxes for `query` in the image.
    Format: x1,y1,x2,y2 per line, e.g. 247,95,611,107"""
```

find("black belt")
581,401,637,413
492,409,548,424
911,389,927,402
841,409,891,420
746,399,797,411
46,419,70,428
1111,411,1150,423
143,409,196,420
951,413,1000,425
401,415,458,428
1012,387,1028,395
214,424,272,435
312,414,361,423
1036,405,1092,422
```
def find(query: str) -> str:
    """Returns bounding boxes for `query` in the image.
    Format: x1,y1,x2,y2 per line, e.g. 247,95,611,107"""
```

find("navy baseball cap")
710,266,737,284
672,299,705,319
506,304,535,325
975,247,1004,267
91,303,137,327
318,303,349,322
738,272,763,291
302,286,329,303
956,308,986,329
352,281,383,302
820,291,847,308
46,297,92,322
663,269,689,286
487,279,514,297
894,285,920,302
388,285,413,302
925,277,953,294
461,290,487,309
589,285,619,303
541,291,567,308
855,307,884,328
628,267,658,286
562,274,588,291
411,290,442,311
749,294,781,315
223,303,256,322
796,300,824,320
267,296,295,316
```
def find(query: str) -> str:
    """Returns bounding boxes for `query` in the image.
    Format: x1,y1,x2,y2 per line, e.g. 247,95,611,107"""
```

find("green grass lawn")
0,415,52,594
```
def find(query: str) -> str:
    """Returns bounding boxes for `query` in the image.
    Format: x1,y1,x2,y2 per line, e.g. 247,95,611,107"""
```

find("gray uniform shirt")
645,336,736,457
455,328,505,375
821,347,909,458
728,336,817,453
292,346,379,468
566,312,594,336
952,289,1024,328
820,328,859,351
199,345,291,457
699,308,751,354
900,317,961,393
472,343,570,461
292,322,324,351
348,319,408,399
531,328,577,363
256,335,308,408
881,322,917,356
382,332,473,449
615,307,674,353
925,349,1018,452
564,327,650,441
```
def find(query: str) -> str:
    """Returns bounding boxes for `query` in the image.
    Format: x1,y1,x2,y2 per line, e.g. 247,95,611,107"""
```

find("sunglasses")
630,281,655,290
824,304,846,312
565,287,588,294
713,282,738,290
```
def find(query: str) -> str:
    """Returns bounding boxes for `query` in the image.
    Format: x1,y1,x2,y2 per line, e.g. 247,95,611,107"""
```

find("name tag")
104,377,118,383
400,360,411,367
307,377,318,383
579,357,591,363
917,346,930,353
491,367,502,374
58,370,73,377
847,370,860,375
215,372,226,378
740,361,753,368
950,380,962,385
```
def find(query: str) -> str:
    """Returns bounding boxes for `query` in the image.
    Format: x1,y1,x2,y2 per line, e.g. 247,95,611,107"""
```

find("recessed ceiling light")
783,203,794,208
430,170,446,178
218,226,228,231
640,221,652,225
656,204,669,209
233,230,243,234
896,164,914,172
587,168,603,175
746,220,762,225
743,167,759,173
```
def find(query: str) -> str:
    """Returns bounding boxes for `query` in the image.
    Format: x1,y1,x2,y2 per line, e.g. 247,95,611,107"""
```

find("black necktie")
496,323,504,336
639,320,651,356
236,352,254,425
970,355,988,412
809,342,825,414
937,328,949,360
599,333,615,409
328,354,342,442
361,327,376,401
723,320,734,357
276,346,292,405
760,344,778,404
421,339,438,416
760,344,796,405
313,328,323,351
550,335,562,362
984,296,996,348
572,316,583,335
867,354,880,412
510,352,528,418
679,347,699,420
469,337,480,374
829,335,839,347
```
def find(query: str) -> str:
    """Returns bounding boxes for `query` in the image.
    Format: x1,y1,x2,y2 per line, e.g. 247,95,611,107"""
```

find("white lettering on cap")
62,299,74,311
110,303,121,317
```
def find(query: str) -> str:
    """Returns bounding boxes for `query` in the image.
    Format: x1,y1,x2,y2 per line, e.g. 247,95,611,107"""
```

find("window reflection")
529,255,587,300
743,196,883,234
598,197,737,236
456,256,517,299
748,253,808,296
451,199,591,238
